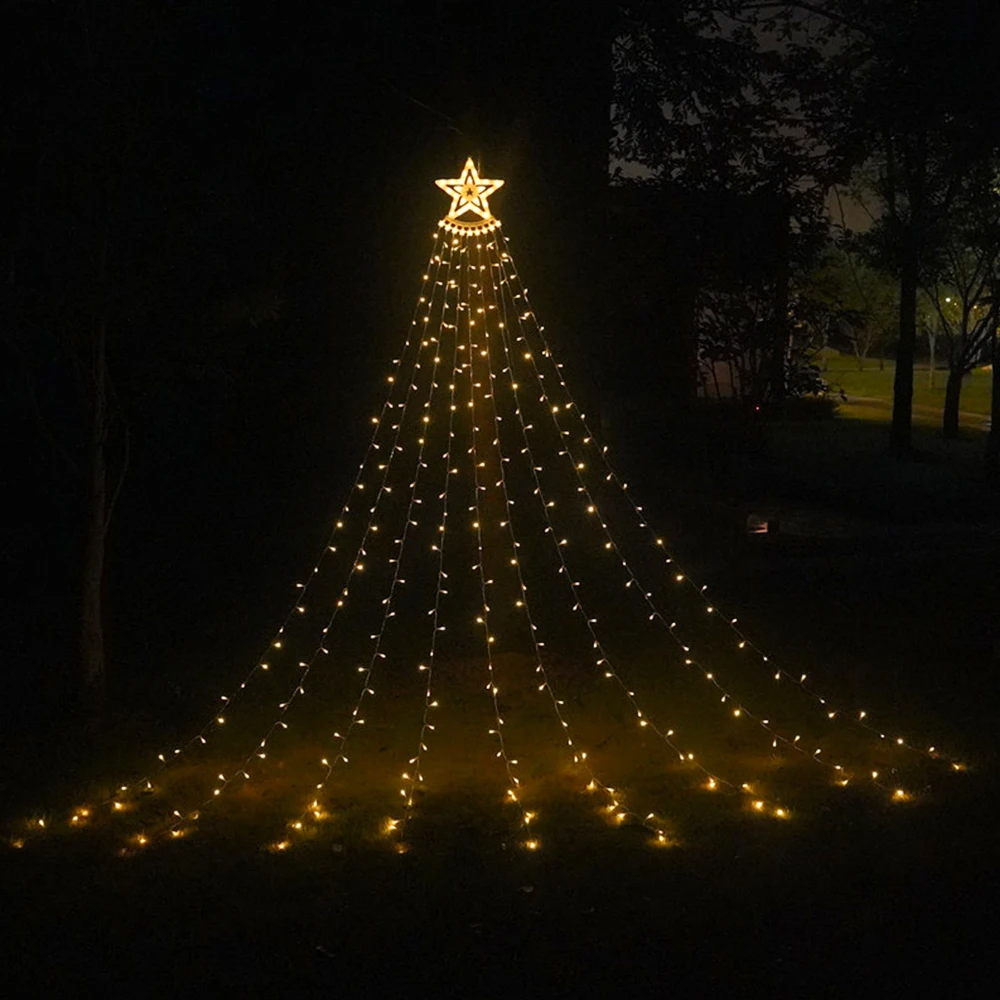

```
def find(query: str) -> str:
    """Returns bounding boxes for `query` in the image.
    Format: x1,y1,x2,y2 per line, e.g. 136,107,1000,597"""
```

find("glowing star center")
435,158,504,223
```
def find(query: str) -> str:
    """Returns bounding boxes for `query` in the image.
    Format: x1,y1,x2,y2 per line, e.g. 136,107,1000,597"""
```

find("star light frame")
435,157,504,234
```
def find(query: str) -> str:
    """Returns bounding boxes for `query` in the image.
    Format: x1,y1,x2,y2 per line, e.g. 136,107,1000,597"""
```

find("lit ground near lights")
4,534,996,995
11,646,961,854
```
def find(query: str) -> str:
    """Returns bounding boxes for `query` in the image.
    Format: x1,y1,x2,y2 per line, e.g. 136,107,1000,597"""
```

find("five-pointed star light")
435,158,505,221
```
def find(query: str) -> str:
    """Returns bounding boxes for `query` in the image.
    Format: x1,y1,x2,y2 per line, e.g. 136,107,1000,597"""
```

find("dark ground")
4,468,999,996
4,782,996,997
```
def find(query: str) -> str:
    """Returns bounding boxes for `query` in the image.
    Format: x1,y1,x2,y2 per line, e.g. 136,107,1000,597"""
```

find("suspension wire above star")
435,158,505,222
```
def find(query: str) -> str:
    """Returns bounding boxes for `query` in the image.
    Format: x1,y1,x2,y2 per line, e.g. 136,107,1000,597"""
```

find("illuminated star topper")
435,158,504,230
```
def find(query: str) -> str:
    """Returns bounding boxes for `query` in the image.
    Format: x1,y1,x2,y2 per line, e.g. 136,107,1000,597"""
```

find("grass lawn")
4,530,997,994
822,352,994,417
749,409,996,521
699,352,998,522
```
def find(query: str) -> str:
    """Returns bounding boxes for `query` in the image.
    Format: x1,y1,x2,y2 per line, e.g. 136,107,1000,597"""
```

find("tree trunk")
890,133,926,458
891,251,918,455
770,196,791,402
81,317,109,717
986,336,1000,480
927,330,936,389
942,366,963,440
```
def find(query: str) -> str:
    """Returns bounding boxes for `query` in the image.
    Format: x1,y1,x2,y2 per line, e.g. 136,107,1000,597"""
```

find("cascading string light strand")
264,238,459,849
477,236,672,845
492,254,858,796
502,236,940,765
155,240,458,847
463,237,535,844
494,248,868,803
275,242,462,850
395,256,465,845
47,240,452,847
496,240,954,788
486,239,772,817
488,238,752,806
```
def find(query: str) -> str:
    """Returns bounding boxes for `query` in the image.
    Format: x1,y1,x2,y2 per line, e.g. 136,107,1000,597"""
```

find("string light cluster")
282,246,468,845
488,242,812,820
466,283,535,837
162,245,458,842
491,237,960,788
30,243,454,847
63,242,450,836
14,158,962,855
471,238,672,842
395,257,464,838
490,249,837,799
